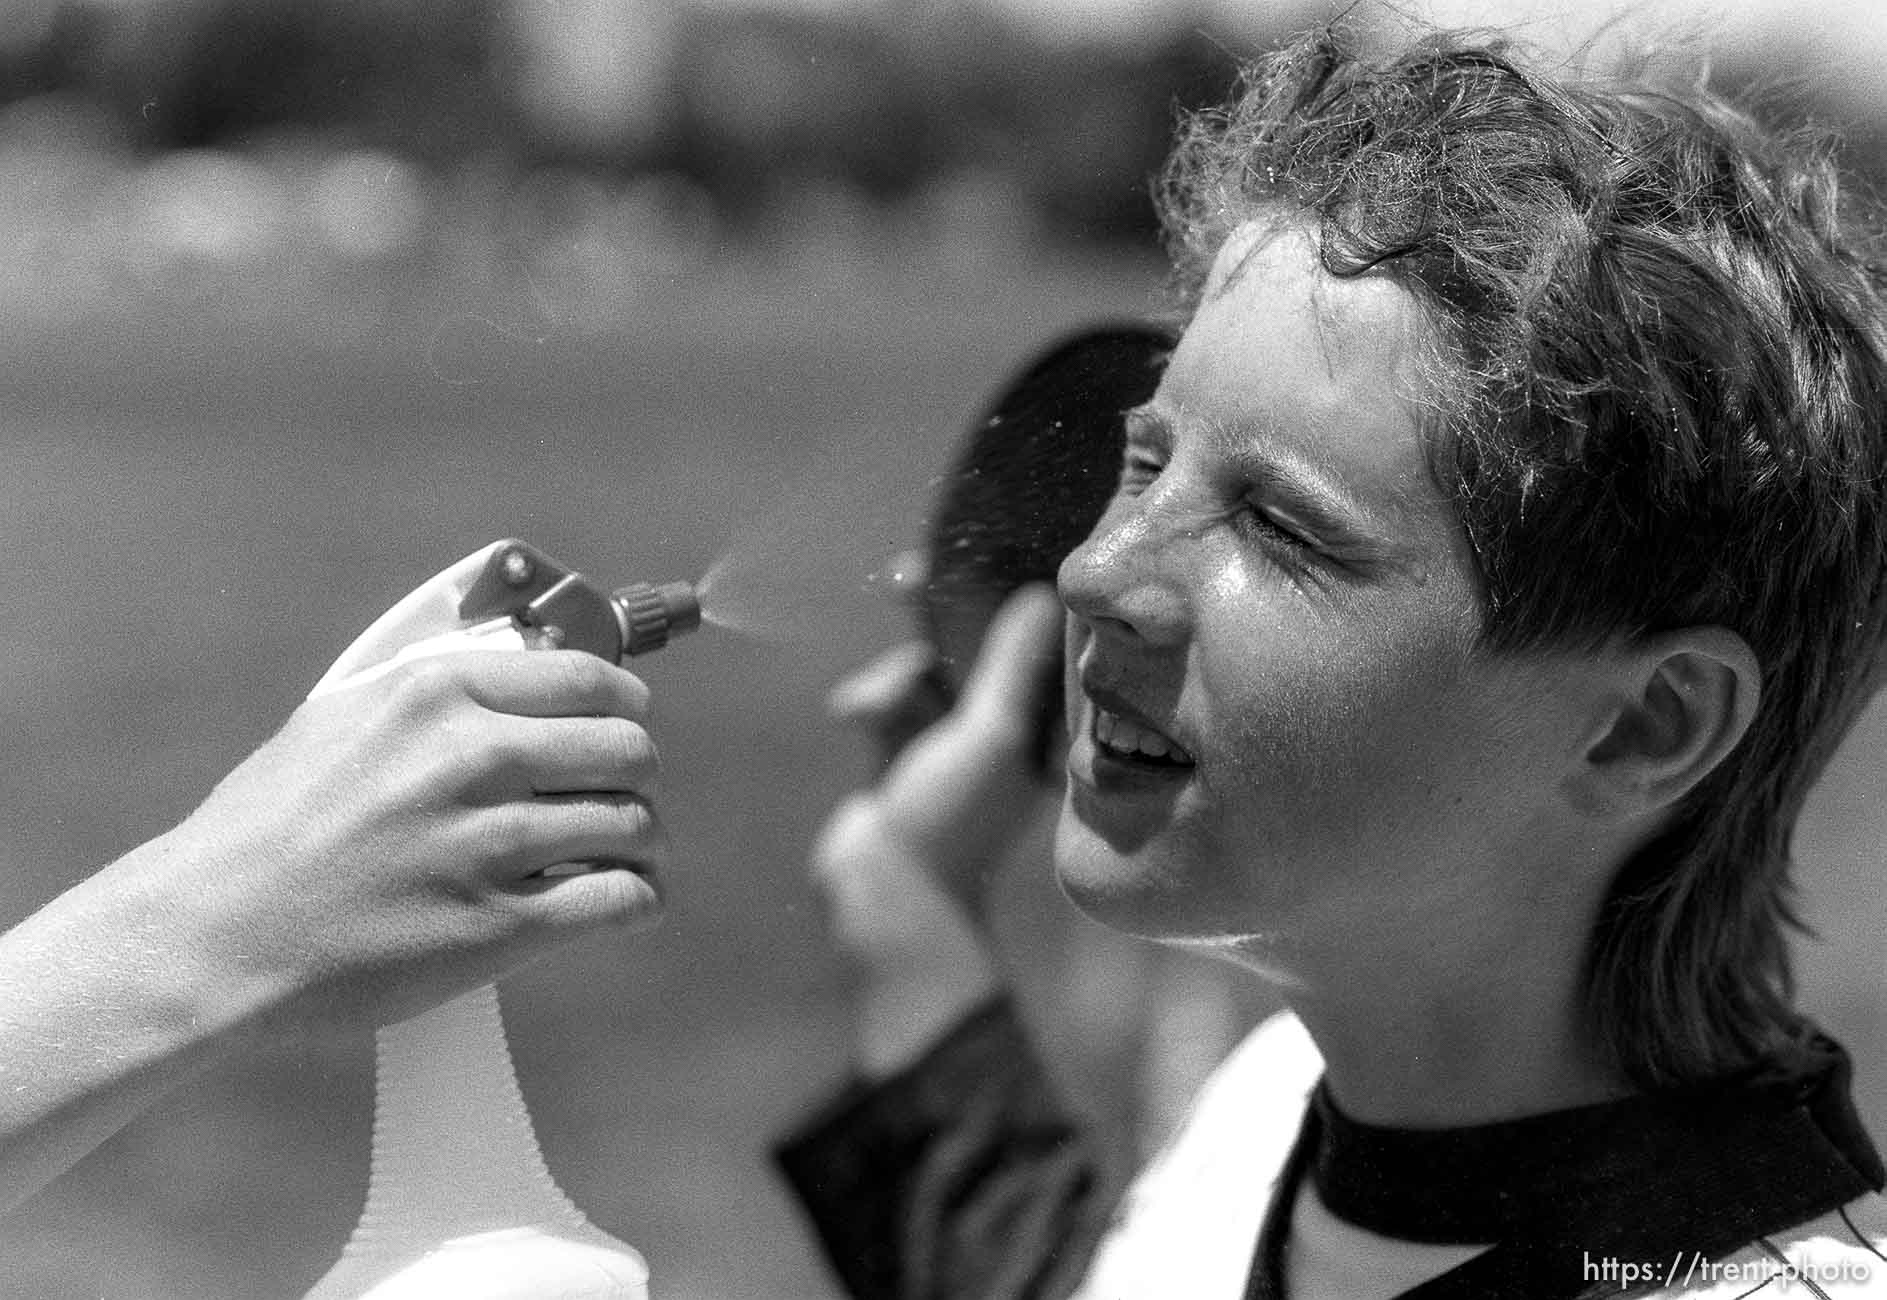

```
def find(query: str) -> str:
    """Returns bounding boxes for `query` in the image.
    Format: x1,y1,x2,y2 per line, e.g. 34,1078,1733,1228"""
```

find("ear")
1576,627,1761,818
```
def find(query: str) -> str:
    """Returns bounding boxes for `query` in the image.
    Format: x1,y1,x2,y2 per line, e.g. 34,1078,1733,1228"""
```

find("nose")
1057,488,1192,650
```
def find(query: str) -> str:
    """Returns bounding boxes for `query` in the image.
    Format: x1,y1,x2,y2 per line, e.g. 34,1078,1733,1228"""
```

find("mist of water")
685,475,917,645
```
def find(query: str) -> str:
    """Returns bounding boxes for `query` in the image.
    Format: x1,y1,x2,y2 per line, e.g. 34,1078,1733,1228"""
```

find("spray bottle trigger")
458,540,566,620
457,540,626,662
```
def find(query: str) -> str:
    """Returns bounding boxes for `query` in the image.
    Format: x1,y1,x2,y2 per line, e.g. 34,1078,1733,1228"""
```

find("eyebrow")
1125,402,1391,543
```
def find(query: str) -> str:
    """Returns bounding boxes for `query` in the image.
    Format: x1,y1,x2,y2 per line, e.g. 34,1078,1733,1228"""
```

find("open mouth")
536,860,646,878
1092,706,1195,769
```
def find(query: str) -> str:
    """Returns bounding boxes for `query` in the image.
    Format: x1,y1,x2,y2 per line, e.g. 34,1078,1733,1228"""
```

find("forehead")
1156,221,1448,533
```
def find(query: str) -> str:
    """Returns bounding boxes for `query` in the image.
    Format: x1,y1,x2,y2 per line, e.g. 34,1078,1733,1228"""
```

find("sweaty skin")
814,224,1752,1127
1055,222,1634,1126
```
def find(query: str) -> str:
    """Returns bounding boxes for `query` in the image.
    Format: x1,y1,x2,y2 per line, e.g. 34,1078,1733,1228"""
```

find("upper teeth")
1095,709,1188,762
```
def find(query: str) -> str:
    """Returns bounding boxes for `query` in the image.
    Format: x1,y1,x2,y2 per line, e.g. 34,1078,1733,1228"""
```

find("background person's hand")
809,585,1063,1073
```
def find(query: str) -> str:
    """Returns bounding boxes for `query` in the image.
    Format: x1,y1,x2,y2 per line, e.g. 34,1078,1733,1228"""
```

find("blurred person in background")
0,648,667,1216
784,21,1887,1300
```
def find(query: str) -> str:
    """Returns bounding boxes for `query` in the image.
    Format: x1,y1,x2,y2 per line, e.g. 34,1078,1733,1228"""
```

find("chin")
1053,804,1316,952
1052,812,1203,942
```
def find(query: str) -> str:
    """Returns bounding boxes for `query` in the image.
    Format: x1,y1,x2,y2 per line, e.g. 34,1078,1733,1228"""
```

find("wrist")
811,802,1009,1076
856,968,1001,1078
69,830,285,1050
850,920,1001,1078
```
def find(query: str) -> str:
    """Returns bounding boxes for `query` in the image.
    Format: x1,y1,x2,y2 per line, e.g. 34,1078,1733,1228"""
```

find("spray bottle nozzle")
612,581,701,656
459,540,703,663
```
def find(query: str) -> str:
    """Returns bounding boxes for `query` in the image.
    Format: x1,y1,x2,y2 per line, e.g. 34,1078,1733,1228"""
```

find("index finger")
453,649,652,721
955,585,1064,741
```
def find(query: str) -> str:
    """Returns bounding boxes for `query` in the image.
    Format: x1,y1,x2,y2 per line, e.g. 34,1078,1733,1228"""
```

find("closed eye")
1119,449,1164,497
1238,501,1311,552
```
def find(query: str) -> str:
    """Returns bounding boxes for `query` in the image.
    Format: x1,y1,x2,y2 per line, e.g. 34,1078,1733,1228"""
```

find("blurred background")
0,0,1880,1295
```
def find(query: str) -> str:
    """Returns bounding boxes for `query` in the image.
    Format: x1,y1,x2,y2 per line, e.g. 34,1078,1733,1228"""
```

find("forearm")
0,831,261,1216
851,889,1001,1079
0,594,675,1217
817,797,1007,1077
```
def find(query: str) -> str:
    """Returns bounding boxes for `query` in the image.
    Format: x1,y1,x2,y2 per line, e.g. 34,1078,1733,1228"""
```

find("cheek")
1191,597,1487,843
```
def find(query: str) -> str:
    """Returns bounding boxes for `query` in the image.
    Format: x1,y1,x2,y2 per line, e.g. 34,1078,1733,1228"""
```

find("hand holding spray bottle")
301,539,699,1300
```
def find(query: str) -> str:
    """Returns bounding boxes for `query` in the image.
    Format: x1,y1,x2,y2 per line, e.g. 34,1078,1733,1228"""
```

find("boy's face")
1054,223,1597,957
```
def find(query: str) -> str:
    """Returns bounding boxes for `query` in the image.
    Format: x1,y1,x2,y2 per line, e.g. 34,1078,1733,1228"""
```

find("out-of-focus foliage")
0,0,1245,249
0,0,1880,336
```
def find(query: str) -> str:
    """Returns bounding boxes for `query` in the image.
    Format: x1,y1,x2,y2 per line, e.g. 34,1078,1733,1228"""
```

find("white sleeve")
1070,1011,1324,1300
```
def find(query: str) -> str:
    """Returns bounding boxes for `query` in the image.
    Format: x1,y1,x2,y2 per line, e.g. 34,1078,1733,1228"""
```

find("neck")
1226,893,1633,1128
1302,980,1631,1129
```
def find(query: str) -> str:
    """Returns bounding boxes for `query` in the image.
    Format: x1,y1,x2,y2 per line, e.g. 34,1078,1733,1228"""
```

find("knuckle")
606,721,661,785
539,867,666,934
613,668,652,719
548,793,660,859
547,648,606,696
609,793,659,844
423,711,498,789
593,794,664,863
599,870,665,929
507,649,591,710
475,723,535,786
556,652,648,719
477,803,539,864
540,654,620,716
402,651,463,694
386,654,465,719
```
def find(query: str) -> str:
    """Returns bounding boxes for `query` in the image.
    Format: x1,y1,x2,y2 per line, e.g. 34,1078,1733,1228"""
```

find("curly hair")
1156,25,1887,1088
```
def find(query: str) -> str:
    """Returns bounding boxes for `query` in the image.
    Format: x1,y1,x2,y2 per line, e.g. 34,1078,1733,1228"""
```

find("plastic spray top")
458,539,701,661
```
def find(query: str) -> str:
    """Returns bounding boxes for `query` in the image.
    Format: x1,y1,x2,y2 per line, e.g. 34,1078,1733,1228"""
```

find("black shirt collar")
1247,1031,1884,1300
1312,1033,1878,1243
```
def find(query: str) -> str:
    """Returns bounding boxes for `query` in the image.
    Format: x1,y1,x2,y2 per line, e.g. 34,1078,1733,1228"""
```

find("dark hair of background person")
918,324,1174,774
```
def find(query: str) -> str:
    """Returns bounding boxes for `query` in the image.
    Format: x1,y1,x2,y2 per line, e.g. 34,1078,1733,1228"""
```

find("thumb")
954,585,1064,749
872,584,1064,874
312,541,510,698
826,641,945,724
